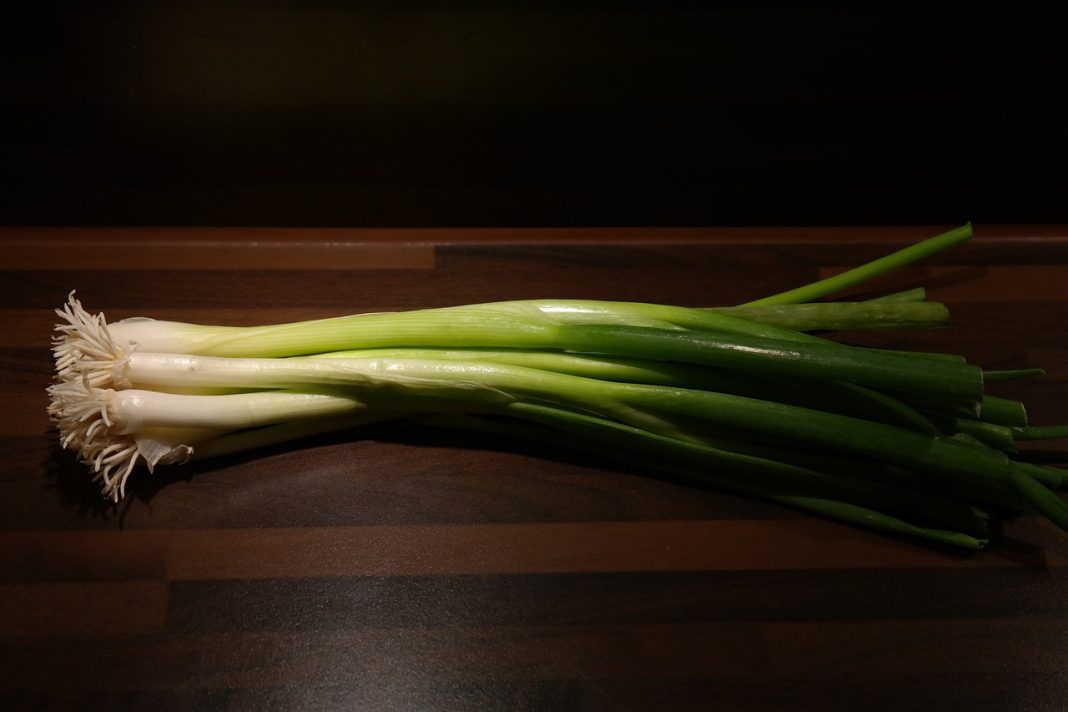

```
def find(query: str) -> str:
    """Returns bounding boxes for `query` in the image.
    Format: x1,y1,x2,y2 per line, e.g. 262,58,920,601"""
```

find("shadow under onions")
43,420,1055,562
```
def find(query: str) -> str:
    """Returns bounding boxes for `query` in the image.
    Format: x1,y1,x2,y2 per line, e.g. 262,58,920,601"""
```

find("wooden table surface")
2,225,1068,710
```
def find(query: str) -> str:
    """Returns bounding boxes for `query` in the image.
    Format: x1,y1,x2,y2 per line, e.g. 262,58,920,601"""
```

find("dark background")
3,2,1067,227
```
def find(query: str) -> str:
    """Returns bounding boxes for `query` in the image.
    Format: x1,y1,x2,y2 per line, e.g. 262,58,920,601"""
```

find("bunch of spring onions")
48,224,1068,549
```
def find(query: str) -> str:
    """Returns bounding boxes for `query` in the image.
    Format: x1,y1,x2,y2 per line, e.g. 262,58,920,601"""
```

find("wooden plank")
4,673,1064,711
2,228,1068,712
2,620,1067,692
0,624,765,691
580,673,1068,712
0,530,171,583
2,394,49,437
0,681,584,711
164,520,1063,581
0,581,167,637
2,239,435,271
1026,347,1068,381
818,265,1068,303
4,224,1066,246
165,568,1068,633
0,266,791,310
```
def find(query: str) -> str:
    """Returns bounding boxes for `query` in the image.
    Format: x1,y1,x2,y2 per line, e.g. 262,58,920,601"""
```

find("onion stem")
45,224,1068,548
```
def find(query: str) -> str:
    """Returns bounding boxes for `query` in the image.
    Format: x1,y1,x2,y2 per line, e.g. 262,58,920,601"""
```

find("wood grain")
2,226,1067,710
3,621,1067,689
162,521,1062,581
2,232,435,271
0,581,167,637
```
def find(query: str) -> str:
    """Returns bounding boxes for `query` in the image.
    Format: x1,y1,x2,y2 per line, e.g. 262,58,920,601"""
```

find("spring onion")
48,224,1068,548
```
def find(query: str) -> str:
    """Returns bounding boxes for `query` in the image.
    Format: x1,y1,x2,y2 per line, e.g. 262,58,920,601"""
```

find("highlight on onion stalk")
47,224,1068,549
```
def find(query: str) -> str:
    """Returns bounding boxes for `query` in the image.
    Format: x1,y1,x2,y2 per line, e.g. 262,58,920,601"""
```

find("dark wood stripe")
167,568,1068,633
0,530,171,582
0,350,51,394
821,265,1068,303
1027,347,1068,383
436,237,1068,271
6,224,1064,246
0,681,582,711
990,381,1068,427
0,624,764,691
2,620,1067,692
5,674,1064,712
580,674,1068,712
0,681,580,711
2,395,48,437
0,581,167,637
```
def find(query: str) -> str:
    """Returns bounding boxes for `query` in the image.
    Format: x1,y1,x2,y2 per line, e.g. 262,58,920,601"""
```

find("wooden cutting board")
2,225,1067,710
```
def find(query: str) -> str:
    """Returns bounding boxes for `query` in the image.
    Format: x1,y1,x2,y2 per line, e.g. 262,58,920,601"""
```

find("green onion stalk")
47,224,1068,547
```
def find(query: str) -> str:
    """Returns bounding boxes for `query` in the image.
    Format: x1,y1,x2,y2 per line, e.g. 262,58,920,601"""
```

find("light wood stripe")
1,525,1059,585
2,239,435,271
161,520,1061,579
0,581,167,637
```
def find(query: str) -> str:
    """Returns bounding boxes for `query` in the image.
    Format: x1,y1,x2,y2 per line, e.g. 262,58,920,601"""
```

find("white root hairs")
47,378,140,501
52,291,134,390
48,293,183,501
